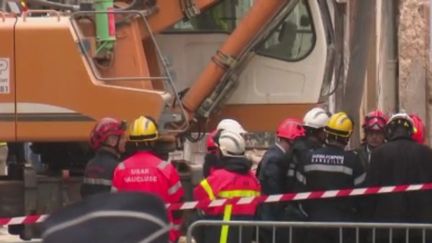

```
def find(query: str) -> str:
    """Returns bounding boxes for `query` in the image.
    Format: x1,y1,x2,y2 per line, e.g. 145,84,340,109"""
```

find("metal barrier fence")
187,220,432,243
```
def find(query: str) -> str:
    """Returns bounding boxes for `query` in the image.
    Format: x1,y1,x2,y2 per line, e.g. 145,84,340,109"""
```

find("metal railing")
187,220,432,243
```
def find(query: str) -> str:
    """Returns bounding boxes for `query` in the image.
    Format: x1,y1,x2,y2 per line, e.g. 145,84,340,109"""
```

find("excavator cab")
158,0,335,132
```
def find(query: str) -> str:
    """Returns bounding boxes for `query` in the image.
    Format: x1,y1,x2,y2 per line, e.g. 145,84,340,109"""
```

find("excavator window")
256,0,315,62
169,0,251,33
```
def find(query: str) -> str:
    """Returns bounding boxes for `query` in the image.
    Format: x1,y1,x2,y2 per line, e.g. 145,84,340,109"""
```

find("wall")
398,0,431,143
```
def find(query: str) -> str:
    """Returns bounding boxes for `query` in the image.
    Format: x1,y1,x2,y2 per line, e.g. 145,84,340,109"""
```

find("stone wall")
398,0,431,142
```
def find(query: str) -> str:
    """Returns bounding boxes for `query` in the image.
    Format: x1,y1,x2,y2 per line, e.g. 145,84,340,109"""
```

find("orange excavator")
0,0,336,238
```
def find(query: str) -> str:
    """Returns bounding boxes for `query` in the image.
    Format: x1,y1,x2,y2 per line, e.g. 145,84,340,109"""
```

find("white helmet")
217,119,247,134
387,113,414,129
218,130,246,157
303,107,330,129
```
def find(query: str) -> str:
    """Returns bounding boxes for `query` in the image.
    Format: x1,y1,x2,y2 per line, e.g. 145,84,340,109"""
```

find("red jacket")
194,168,261,216
112,151,184,242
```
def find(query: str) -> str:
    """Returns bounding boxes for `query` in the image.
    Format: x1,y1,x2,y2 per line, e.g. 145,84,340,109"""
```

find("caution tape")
167,182,432,211
0,215,47,226
2,182,432,226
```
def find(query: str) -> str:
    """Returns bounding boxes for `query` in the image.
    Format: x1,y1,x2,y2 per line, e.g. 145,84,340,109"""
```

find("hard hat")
276,118,305,140
409,114,425,144
128,116,159,142
90,117,127,150
387,113,414,131
206,129,218,152
303,107,330,129
218,130,246,157
363,109,388,132
216,119,247,134
325,112,353,138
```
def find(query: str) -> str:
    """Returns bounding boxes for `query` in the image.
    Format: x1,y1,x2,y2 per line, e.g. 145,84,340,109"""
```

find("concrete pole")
398,0,431,143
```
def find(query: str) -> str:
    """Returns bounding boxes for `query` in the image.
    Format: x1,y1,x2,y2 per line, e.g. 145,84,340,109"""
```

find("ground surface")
0,227,41,243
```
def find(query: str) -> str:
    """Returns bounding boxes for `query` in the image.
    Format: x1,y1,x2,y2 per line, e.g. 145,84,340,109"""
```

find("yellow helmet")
128,116,159,142
324,112,353,138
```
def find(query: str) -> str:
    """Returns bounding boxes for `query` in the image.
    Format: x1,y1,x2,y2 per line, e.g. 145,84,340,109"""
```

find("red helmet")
206,129,218,153
363,110,388,132
410,114,425,144
90,117,127,150
276,118,305,141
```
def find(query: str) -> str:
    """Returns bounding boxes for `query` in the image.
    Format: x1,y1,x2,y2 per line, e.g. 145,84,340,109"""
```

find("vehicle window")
168,1,238,33
256,0,315,61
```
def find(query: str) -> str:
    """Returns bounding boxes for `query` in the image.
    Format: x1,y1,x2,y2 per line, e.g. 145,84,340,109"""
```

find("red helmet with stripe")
90,117,127,150
363,110,388,132
276,118,305,141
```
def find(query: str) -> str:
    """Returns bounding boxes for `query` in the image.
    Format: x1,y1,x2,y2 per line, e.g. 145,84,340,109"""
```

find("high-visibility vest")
112,151,184,242
194,168,261,243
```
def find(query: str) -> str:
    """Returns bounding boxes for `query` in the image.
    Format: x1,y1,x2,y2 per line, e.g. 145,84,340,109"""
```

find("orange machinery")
0,0,329,142
0,0,336,239
0,0,335,168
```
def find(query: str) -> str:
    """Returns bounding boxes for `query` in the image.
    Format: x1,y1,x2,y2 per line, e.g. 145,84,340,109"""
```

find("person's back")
292,107,331,184
367,135,432,222
112,115,184,243
81,149,121,197
296,112,364,243
112,150,178,201
194,130,260,243
42,192,170,243
257,144,288,196
365,113,432,242
298,145,364,220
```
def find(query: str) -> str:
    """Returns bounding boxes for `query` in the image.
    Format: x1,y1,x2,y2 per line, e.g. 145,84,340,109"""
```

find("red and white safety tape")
2,182,432,226
167,182,432,211
0,215,47,226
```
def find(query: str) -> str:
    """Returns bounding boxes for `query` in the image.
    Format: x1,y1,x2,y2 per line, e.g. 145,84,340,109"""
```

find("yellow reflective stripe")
0,142,6,146
218,190,260,199
220,204,232,243
200,179,215,200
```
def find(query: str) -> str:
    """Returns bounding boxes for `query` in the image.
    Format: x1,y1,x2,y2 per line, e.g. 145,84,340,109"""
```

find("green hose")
94,0,116,57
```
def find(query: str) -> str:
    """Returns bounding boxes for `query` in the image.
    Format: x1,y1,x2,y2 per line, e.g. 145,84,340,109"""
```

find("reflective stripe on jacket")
81,149,120,198
112,150,184,242
194,168,260,243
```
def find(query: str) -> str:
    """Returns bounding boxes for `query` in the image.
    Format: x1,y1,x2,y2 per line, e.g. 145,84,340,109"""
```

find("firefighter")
80,117,127,198
354,110,387,171
289,107,331,182
194,130,260,243
202,119,247,178
287,108,330,243
111,116,184,243
256,118,305,243
365,113,432,242
296,112,365,243
410,113,425,144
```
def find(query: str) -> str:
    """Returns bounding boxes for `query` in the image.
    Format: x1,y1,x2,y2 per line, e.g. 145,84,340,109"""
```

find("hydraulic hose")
27,0,78,11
